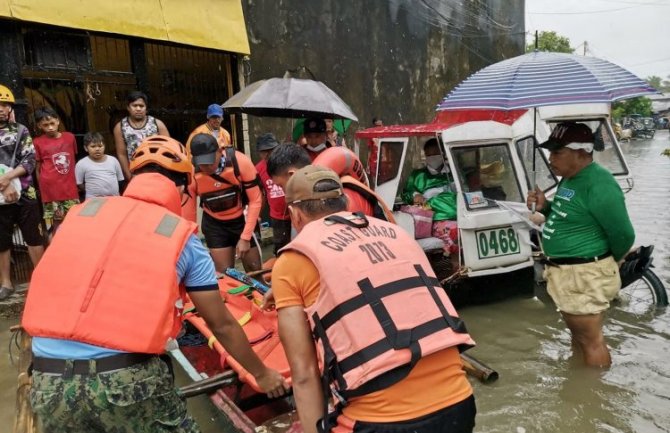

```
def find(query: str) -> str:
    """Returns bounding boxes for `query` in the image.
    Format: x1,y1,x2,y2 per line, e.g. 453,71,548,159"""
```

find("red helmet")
130,136,193,185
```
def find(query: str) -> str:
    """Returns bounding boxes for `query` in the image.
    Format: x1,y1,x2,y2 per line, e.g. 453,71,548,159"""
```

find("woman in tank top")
113,91,169,180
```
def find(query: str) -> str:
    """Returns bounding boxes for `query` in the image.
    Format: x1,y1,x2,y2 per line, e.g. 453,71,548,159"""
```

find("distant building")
649,93,670,116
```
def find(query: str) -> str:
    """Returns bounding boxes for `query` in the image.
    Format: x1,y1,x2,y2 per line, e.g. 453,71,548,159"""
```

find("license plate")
475,226,521,259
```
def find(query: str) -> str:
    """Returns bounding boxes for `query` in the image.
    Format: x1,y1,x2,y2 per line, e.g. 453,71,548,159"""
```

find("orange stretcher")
181,274,292,392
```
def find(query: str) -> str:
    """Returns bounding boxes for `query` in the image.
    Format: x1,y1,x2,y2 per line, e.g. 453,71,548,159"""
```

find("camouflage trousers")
30,356,202,433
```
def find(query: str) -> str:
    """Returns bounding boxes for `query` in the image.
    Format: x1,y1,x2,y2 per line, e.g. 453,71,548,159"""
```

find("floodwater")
460,131,670,433
1,132,669,433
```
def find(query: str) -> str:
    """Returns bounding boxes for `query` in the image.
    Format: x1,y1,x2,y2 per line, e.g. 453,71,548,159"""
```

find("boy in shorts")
33,107,79,234
75,132,125,198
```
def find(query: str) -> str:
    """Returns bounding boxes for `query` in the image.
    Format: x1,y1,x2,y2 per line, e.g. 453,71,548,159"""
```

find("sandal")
0,286,15,301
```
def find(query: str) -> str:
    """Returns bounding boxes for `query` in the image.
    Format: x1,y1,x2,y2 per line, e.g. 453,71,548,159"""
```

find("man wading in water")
527,122,635,368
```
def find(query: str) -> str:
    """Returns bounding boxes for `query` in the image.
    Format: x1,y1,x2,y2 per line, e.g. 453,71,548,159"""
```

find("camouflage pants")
30,357,202,433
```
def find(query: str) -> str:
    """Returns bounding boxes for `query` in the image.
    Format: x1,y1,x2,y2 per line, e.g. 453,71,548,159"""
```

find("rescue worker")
190,133,262,272
267,143,393,223
22,136,288,433
185,103,232,150
273,165,476,433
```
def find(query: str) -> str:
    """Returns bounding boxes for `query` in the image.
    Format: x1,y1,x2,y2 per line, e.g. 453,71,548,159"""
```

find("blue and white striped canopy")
437,51,658,111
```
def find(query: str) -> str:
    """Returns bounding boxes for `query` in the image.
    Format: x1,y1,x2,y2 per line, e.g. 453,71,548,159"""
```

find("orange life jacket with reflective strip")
282,212,474,401
22,174,196,354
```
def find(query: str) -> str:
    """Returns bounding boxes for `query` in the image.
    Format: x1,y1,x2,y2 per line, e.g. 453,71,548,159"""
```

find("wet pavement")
1,132,669,432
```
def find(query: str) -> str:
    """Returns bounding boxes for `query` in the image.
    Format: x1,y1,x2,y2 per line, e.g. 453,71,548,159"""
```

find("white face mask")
425,155,445,171
307,143,327,152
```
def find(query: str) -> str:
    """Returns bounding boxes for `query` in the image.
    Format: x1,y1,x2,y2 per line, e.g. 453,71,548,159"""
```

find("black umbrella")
222,78,358,121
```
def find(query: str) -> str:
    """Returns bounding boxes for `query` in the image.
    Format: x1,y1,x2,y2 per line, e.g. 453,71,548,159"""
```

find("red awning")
355,109,528,139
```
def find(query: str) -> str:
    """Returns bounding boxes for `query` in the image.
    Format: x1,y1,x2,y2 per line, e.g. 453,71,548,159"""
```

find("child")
33,107,79,232
75,132,124,199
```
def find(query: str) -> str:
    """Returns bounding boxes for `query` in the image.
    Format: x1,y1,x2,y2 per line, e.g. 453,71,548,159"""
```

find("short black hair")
34,107,59,123
424,138,439,152
267,143,311,177
127,91,149,105
83,132,104,146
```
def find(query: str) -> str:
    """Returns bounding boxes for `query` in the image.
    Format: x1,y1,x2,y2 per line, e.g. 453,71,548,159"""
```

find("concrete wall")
240,0,525,147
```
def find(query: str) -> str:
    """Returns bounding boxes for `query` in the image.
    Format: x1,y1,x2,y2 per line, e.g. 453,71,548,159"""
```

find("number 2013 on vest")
359,241,397,264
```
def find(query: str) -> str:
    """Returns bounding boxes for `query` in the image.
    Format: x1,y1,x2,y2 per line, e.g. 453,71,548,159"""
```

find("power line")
528,6,637,15
591,0,670,6
629,57,670,67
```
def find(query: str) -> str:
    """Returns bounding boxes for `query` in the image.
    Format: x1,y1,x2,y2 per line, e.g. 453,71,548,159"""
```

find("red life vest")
22,173,196,354
282,212,474,400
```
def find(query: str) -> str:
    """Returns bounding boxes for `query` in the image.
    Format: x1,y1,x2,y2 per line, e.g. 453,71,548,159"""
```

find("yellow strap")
207,335,217,349
237,312,252,326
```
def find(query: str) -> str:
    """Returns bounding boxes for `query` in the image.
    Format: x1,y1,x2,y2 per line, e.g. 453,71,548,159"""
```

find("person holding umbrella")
527,122,635,368
302,117,330,161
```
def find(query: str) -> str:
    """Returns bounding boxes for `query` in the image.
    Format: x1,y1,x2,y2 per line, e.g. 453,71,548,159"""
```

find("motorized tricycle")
355,103,667,309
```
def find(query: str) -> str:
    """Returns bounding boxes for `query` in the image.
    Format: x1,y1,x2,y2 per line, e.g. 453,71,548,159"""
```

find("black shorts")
201,212,258,250
351,395,476,433
0,198,45,251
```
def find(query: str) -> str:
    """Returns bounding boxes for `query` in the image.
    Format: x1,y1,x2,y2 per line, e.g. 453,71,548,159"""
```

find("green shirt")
541,162,634,261
402,168,457,221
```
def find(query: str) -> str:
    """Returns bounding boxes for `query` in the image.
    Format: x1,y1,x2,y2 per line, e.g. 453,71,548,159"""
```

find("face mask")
307,143,327,152
425,155,445,171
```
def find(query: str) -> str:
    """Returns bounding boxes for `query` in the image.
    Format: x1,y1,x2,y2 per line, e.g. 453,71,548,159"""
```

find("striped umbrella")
437,51,658,111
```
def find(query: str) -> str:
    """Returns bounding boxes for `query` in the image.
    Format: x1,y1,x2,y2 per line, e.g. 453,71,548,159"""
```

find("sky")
525,0,670,80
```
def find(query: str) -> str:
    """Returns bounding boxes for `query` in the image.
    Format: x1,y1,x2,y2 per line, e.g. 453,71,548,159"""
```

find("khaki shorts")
543,256,621,315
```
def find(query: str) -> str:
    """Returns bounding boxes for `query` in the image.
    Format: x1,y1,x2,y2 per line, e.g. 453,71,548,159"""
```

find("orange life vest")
282,212,474,401
180,168,198,223
314,147,369,186
195,172,244,220
195,148,261,221
22,173,196,354
341,175,395,223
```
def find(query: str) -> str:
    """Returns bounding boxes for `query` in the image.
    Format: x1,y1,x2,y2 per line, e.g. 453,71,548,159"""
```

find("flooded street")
460,131,670,433
1,133,669,432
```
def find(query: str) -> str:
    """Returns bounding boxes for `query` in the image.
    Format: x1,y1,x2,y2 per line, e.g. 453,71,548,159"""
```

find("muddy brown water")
1,133,669,432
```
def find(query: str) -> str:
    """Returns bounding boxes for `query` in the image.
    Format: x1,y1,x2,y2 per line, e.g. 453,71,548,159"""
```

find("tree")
645,75,670,92
526,31,573,53
611,97,653,120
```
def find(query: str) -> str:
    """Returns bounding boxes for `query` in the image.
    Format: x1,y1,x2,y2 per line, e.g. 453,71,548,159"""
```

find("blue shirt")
32,234,218,359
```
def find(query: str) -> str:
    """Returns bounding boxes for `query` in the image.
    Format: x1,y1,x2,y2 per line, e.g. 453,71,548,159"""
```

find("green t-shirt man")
541,160,634,261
